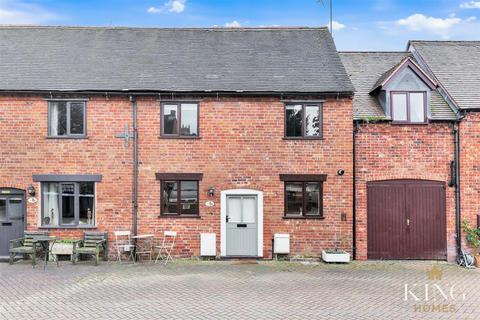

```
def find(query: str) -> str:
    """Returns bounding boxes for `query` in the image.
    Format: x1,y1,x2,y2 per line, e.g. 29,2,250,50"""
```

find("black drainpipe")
130,95,139,237
352,121,359,260
453,121,461,257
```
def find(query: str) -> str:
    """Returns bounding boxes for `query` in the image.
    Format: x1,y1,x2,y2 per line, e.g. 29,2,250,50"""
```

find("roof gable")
371,57,437,93
340,51,455,121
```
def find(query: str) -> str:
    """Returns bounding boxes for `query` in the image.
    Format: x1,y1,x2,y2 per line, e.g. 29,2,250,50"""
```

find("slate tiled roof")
339,52,407,120
340,51,456,120
430,90,456,120
410,41,480,110
0,26,353,93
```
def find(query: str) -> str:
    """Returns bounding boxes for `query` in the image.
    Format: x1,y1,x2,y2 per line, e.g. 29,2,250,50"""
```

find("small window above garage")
369,57,437,123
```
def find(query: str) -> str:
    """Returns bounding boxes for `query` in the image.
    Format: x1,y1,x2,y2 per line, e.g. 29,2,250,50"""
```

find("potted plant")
462,220,480,267
50,239,77,260
322,231,350,263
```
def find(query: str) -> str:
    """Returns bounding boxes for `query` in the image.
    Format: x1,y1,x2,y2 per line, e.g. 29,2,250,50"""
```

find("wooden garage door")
367,180,446,260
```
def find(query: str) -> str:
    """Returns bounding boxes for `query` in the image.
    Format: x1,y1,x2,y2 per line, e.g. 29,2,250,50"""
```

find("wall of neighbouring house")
354,121,457,262
459,111,480,254
0,94,354,259
0,94,134,255
137,96,353,258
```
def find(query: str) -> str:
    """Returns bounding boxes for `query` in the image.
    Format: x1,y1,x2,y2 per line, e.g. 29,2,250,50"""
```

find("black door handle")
226,216,229,222
1,222,12,226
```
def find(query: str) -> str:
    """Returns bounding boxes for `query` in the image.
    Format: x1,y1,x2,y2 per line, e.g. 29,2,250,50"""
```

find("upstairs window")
48,101,86,137
391,92,426,123
285,103,322,138
161,102,199,137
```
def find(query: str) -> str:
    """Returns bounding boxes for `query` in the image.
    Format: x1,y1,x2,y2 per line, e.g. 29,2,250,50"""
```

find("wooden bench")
9,231,48,266
72,232,108,265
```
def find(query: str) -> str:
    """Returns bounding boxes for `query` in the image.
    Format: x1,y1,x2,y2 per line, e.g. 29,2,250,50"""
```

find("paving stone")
0,260,479,319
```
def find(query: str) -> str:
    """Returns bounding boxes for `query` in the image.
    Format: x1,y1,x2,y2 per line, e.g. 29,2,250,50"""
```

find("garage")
367,180,447,260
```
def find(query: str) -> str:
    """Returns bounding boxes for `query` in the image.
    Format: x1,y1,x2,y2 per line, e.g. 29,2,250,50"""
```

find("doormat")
231,260,259,265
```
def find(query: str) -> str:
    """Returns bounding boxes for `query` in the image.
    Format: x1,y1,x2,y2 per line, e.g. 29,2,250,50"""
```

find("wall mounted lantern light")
27,185,36,197
208,186,215,197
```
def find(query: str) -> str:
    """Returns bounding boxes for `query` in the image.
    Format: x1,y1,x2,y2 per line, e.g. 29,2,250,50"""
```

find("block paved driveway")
0,260,479,319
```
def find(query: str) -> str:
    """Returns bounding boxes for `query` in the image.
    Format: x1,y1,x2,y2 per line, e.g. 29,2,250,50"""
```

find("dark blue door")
0,189,25,256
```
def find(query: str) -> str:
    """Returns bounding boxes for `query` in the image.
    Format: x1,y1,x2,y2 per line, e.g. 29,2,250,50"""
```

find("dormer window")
391,92,426,123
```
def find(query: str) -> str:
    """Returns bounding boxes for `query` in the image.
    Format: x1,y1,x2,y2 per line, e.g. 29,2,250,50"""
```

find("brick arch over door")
367,179,447,260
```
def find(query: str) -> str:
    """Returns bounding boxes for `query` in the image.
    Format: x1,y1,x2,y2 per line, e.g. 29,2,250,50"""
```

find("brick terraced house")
0,25,478,263
0,26,355,260
341,41,480,262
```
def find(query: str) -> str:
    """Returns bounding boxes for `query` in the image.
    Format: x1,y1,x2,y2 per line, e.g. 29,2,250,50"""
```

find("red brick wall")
459,112,480,254
0,95,134,254
137,96,353,258
354,122,457,261
0,94,353,259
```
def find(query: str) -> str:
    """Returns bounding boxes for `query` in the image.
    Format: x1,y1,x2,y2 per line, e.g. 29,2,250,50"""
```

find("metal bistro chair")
114,230,135,264
155,231,177,265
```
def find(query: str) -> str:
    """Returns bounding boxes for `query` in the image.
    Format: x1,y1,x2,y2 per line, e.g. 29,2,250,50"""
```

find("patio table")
132,234,154,262
32,236,58,269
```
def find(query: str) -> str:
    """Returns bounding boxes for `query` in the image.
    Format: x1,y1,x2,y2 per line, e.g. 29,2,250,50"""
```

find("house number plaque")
205,201,215,207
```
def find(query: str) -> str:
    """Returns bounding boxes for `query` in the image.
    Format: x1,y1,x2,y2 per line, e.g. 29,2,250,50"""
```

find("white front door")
226,195,258,256
220,189,263,257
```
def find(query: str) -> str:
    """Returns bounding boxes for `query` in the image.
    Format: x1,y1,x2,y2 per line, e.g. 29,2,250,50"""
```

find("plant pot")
51,243,74,255
322,250,350,263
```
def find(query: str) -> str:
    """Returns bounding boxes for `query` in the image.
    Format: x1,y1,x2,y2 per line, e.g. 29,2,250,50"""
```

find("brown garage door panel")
406,184,447,260
367,180,447,260
367,184,406,259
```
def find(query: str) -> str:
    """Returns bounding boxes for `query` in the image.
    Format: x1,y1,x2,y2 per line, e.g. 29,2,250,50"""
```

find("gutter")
130,95,139,237
453,122,461,257
0,89,355,98
453,111,466,259
352,121,359,260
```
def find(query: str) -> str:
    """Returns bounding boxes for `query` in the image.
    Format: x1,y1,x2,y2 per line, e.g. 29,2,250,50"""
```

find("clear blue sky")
1,0,479,50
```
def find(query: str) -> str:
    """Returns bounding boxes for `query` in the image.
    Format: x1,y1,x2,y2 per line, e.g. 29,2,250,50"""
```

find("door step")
0,255,11,263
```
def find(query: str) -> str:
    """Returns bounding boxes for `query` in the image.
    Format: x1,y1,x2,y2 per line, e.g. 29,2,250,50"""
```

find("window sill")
391,121,428,125
46,136,89,140
158,136,202,140
283,216,325,220
158,215,201,219
39,225,97,229
283,137,324,141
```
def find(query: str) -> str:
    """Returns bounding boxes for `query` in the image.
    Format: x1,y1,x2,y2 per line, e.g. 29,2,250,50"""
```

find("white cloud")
147,0,186,14
395,13,462,37
224,20,241,28
168,0,185,13
466,16,477,22
330,20,346,31
0,0,56,24
147,7,162,14
460,1,480,9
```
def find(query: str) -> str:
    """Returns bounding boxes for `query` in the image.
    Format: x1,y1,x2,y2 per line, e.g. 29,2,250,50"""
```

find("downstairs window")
280,174,326,218
42,182,95,227
161,180,199,216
